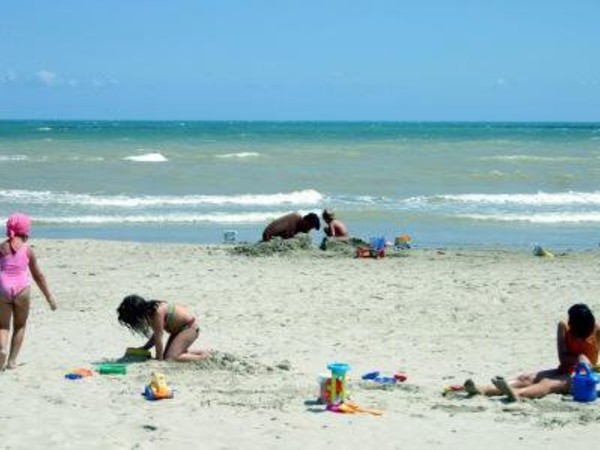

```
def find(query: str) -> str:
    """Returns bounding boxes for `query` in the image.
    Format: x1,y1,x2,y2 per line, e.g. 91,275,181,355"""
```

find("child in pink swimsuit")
0,213,57,371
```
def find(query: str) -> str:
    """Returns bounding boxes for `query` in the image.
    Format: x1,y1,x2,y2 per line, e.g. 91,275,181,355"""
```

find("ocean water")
1,120,600,250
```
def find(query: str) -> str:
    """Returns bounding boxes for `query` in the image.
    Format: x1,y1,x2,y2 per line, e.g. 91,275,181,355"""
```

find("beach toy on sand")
394,234,412,249
64,368,94,380
572,362,599,403
125,347,151,359
442,384,465,397
326,362,350,405
362,370,406,384
394,372,407,382
533,245,554,258
318,376,343,404
327,400,383,416
361,371,380,380
356,247,372,258
369,237,386,258
143,371,173,401
97,363,127,375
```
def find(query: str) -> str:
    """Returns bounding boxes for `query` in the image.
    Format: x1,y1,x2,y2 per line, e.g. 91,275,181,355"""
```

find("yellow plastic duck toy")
144,371,173,400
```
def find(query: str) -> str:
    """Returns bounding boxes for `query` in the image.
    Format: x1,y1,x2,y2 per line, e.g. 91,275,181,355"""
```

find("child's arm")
556,320,579,368
150,312,165,360
141,336,155,350
28,248,57,310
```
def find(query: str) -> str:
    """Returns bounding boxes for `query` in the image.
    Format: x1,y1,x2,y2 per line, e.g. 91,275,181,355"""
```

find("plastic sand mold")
96,363,127,375
64,367,94,380
327,401,383,416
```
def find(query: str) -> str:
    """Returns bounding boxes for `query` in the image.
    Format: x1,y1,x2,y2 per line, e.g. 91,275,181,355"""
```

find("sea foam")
480,155,586,162
418,191,600,206
0,189,323,207
460,212,600,224
0,155,28,162
34,211,289,224
215,152,260,159
123,152,168,162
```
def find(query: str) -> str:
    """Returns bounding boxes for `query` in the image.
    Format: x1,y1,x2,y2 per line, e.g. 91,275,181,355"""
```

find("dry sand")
2,238,600,449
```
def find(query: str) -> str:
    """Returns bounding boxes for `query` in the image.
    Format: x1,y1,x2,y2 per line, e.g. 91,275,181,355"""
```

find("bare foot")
0,350,6,372
463,378,481,396
6,359,17,370
491,376,518,402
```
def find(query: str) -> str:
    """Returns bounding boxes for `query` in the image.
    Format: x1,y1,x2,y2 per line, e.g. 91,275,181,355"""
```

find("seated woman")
464,303,600,402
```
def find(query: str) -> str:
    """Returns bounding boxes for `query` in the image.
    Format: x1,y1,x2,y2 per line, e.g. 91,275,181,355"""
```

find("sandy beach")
2,238,600,449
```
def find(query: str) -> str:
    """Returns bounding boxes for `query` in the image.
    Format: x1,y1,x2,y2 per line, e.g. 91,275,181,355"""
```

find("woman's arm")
28,248,57,310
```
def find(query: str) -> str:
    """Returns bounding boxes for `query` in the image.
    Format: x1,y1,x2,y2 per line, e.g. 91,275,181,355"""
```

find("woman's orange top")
559,325,599,373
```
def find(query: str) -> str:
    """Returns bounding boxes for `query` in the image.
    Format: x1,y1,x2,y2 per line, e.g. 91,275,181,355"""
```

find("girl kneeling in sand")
117,294,209,362
464,303,600,402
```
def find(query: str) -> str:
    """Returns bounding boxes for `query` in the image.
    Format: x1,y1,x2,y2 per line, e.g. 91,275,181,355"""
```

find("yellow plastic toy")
144,372,173,400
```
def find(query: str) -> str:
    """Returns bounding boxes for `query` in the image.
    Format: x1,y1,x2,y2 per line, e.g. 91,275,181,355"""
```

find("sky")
0,0,599,121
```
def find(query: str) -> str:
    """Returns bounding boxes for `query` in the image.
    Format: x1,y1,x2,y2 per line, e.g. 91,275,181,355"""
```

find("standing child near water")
117,294,209,362
0,213,57,371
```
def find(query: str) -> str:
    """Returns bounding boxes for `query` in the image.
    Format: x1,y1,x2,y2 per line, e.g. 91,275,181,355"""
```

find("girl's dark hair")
568,303,596,339
117,294,161,336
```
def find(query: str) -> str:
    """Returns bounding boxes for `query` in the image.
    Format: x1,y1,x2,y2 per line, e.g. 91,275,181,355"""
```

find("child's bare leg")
464,373,536,397
496,377,569,401
464,378,502,396
491,376,518,402
7,292,30,369
172,351,211,362
0,299,11,371
164,328,209,362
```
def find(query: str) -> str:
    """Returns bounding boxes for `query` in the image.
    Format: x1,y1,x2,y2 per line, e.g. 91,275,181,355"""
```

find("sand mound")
228,234,316,256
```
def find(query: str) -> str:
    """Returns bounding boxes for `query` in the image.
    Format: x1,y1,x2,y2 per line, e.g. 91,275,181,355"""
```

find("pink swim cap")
6,212,31,239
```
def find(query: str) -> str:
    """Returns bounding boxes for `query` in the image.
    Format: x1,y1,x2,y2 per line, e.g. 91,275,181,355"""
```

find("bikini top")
164,302,177,330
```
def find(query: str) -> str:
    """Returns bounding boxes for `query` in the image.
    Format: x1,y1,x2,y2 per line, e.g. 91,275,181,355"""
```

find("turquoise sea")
1,120,600,250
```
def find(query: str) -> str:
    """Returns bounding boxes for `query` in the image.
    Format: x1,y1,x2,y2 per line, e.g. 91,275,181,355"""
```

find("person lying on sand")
463,303,600,402
117,294,209,362
262,212,320,242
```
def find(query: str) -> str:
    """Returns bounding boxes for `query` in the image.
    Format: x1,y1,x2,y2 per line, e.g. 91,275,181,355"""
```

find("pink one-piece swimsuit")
0,244,30,301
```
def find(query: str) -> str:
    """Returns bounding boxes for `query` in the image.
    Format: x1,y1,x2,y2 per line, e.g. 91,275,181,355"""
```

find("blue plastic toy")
362,371,380,380
572,362,599,403
369,237,386,252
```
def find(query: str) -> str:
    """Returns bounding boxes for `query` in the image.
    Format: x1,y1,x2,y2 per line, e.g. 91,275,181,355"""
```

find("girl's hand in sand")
47,297,57,311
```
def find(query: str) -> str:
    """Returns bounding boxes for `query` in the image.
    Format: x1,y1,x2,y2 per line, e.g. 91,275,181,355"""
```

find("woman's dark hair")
568,303,596,339
117,294,161,336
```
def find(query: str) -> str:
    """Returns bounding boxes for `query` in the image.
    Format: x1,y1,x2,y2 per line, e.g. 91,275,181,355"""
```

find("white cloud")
36,70,58,86
0,69,18,84
2,68,120,89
